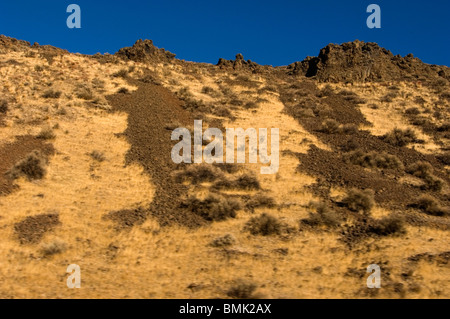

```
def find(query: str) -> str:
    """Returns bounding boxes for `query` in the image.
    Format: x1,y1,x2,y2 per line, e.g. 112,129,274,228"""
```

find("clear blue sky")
0,0,449,66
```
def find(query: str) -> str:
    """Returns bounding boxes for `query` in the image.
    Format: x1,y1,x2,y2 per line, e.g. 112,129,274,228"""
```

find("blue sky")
0,0,449,66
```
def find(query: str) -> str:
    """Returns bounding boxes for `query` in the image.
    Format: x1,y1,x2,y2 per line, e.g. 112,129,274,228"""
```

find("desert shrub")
212,178,234,190
301,202,341,228
244,101,259,109
317,85,334,97
75,87,94,100
7,150,47,180
345,95,367,104
34,65,44,72
213,163,240,174
213,173,260,191
414,96,426,106
117,87,129,94
209,234,236,247
321,119,340,134
181,194,240,221
345,150,403,170
440,92,450,101
112,68,128,78
41,239,67,256
406,161,433,178
338,89,355,97
437,123,450,132
245,213,284,236
182,97,207,112
220,86,234,96
406,161,444,192
213,106,233,119
436,153,450,165
405,107,421,115
411,116,428,126
341,124,359,135
381,92,398,103
92,78,105,89
92,96,110,108
37,127,56,140
258,85,277,94
433,78,448,87
422,174,444,192
227,281,258,299
433,110,444,120
342,189,375,214
314,104,332,117
341,138,360,152
229,98,244,106
24,50,36,58
234,174,260,190
382,128,417,147
89,150,105,162
245,193,276,212
201,86,218,97
176,164,223,185
412,195,448,216
42,89,62,99
388,85,400,91
368,215,406,236
139,74,161,85
0,100,8,113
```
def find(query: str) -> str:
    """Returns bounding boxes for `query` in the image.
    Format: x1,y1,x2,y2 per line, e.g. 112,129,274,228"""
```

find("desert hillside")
0,35,449,298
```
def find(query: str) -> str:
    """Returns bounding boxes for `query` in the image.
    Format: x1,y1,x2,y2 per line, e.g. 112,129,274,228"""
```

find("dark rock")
292,40,450,83
115,39,176,63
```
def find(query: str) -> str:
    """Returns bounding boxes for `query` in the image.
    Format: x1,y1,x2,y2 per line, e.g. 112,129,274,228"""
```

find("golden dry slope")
0,39,449,299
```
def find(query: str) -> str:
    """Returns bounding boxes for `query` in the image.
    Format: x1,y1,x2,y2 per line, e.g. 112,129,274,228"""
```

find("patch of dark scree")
106,78,206,229
14,213,60,244
280,81,450,232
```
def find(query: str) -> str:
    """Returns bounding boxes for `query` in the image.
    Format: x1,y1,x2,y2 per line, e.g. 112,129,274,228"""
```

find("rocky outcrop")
217,53,266,73
0,35,32,51
293,40,450,83
115,39,176,63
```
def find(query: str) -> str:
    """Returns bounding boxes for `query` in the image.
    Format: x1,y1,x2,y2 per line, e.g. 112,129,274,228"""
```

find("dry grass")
0,46,448,299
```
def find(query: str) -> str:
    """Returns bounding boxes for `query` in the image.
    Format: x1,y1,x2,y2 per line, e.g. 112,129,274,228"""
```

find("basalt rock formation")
289,40,450,83
115,39,176,63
